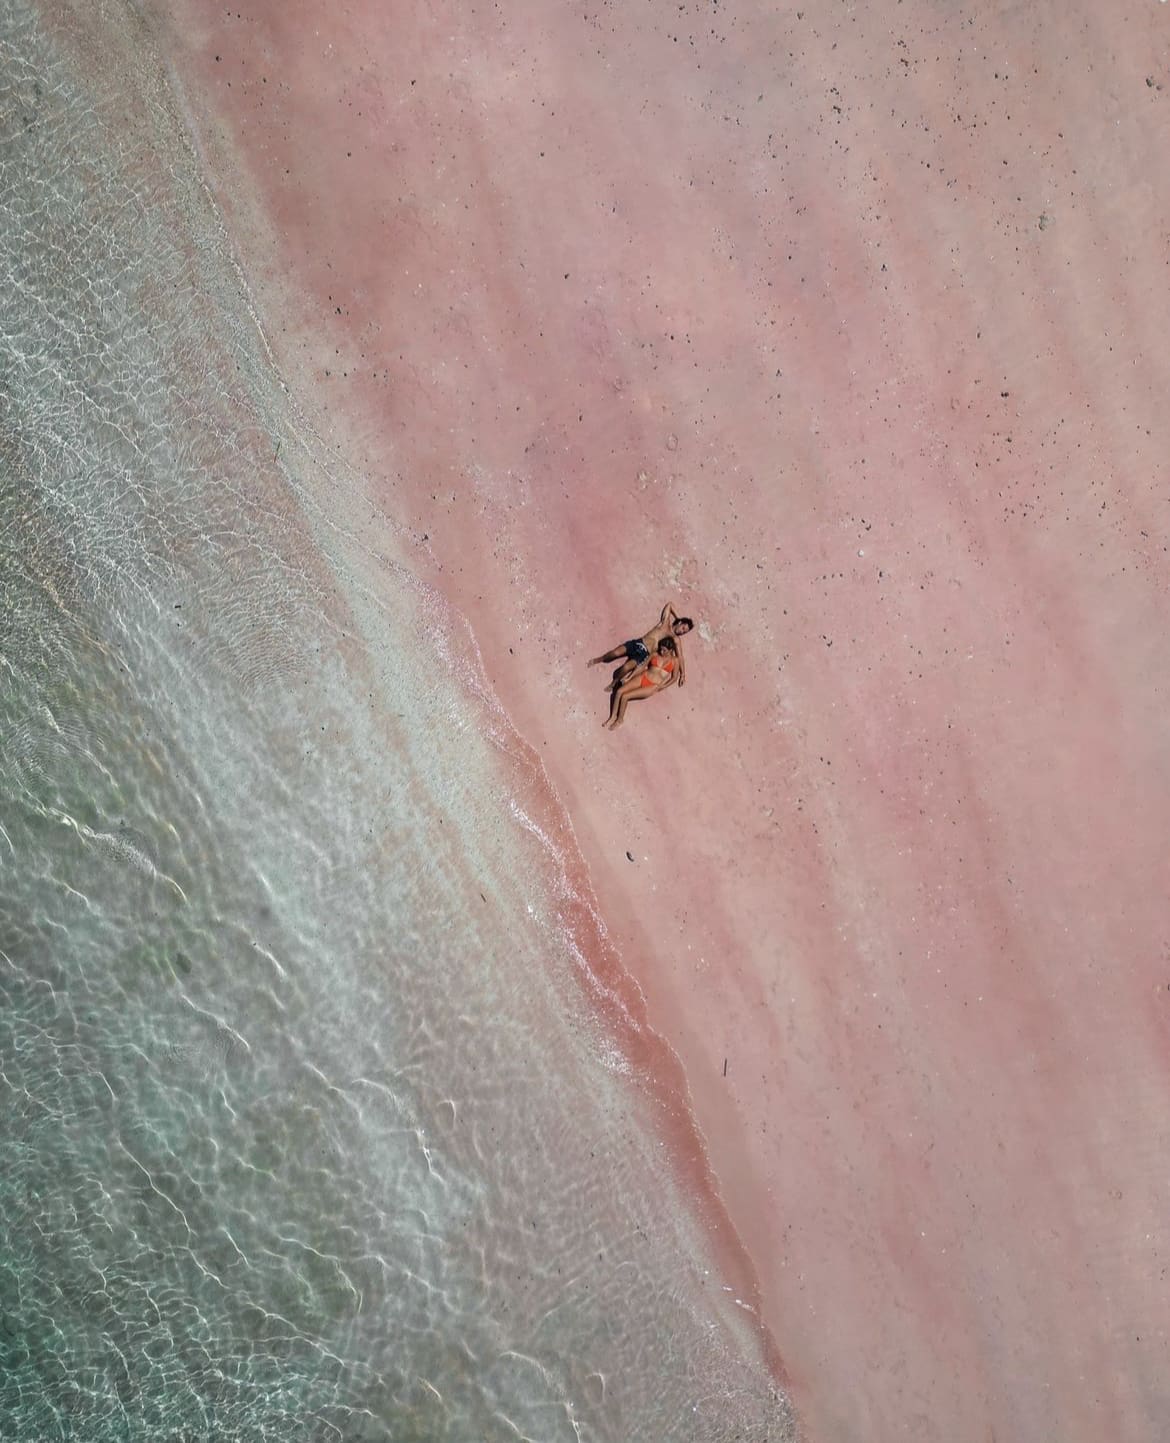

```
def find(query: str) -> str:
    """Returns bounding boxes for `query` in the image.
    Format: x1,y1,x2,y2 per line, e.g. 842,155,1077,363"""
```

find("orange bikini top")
652,654,675,673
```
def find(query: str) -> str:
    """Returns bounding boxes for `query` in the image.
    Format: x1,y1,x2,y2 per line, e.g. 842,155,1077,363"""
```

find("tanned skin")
587,602,692,693
603,636,680,729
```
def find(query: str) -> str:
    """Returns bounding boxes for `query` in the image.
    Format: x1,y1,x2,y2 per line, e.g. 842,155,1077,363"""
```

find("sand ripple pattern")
0,6,787,1441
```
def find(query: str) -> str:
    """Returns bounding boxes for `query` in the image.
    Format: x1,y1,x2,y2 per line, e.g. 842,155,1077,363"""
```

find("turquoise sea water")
0,5,789,1439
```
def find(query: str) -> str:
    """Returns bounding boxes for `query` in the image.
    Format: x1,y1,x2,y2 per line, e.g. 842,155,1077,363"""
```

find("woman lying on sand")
603,635,680,729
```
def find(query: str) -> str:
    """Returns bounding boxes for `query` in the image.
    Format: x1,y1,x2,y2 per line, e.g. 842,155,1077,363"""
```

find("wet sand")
141,0,1170,1436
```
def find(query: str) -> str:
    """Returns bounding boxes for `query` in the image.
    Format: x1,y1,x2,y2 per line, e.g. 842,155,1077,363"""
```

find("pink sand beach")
144,0,1170,1436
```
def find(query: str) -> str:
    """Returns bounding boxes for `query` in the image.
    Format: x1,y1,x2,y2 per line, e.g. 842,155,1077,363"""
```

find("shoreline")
126,0,1170,1437
132,0,794,1399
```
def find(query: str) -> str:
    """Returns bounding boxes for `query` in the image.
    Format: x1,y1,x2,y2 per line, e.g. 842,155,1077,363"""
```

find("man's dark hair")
673,616,694,633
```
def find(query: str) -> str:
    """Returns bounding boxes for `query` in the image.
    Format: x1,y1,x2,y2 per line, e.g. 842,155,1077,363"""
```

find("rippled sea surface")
0,4,788,1440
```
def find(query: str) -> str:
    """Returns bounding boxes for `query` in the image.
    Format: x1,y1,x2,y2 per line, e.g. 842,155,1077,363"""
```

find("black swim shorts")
626,638,650,665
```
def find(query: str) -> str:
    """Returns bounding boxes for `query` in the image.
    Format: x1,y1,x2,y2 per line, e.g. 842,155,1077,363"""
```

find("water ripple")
0,3,789,1439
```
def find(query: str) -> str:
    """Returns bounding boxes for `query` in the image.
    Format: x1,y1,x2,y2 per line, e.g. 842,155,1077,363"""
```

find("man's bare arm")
660,601,677,627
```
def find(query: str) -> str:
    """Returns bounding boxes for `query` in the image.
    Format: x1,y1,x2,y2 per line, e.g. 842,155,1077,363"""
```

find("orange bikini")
640,655,675,687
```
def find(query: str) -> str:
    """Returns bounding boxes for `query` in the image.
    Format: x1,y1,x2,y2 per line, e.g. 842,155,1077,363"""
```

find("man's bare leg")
588,643,631,667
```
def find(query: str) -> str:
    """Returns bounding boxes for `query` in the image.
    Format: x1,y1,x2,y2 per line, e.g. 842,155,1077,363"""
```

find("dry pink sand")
147,0,1170,1437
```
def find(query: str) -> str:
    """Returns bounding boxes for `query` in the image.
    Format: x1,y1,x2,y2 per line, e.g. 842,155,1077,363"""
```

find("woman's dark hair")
674,616,694,633
658,635,678,653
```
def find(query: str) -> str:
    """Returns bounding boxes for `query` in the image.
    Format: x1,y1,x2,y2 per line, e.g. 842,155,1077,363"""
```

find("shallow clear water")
0,5,789,1439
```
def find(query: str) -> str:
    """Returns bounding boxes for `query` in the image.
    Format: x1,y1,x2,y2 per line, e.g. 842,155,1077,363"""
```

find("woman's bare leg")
611,687,656,728
606,683,656,728
605,677,632,726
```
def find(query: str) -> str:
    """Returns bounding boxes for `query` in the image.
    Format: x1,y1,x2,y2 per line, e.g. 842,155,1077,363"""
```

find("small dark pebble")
626,851,635,862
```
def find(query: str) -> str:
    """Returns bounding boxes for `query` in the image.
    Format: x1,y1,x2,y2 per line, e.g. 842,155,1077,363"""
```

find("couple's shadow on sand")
588,602,694,730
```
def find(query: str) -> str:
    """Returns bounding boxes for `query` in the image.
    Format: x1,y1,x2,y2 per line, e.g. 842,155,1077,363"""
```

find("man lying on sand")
588,601,693,693
603,634,680,729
